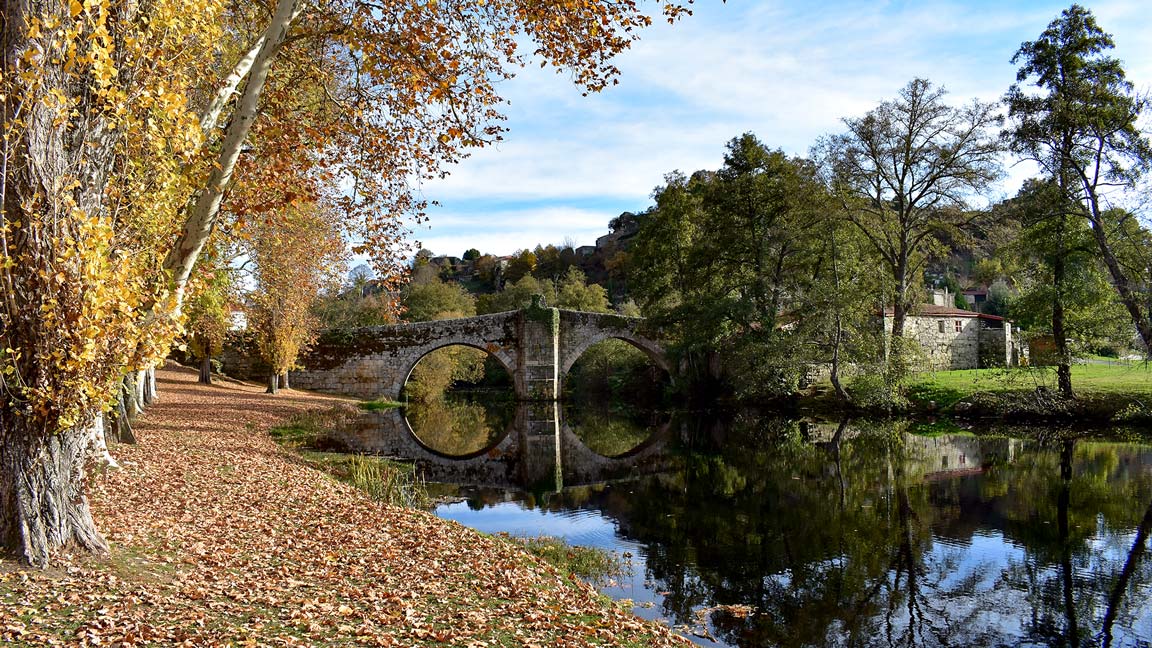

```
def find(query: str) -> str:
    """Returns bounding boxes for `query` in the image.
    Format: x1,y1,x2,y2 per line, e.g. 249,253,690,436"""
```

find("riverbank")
796,362,1152,425
0,362,687,646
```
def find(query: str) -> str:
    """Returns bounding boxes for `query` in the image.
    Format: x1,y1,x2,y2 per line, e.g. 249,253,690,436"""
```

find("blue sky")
408,0,1152,258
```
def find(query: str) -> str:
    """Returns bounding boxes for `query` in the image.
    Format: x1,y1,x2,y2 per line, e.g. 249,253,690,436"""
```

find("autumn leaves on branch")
0,0,688,565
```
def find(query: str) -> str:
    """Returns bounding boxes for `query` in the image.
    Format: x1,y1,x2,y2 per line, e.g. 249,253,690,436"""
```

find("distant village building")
962,288,988,310
882,303,1027,370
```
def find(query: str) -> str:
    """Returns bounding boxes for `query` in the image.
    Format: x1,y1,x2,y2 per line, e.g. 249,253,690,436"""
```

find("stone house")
882,304,1027,370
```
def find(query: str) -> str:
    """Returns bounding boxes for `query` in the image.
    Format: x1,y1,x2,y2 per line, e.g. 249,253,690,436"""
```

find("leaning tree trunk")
0,407,109,566
1081,186,1152,356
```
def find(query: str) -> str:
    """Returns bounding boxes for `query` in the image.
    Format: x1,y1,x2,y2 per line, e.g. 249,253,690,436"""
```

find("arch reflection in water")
565,407,667,458
405,397,513,458
330,401,672,492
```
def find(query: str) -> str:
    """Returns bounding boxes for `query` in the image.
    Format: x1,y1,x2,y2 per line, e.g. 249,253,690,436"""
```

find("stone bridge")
290,303,669,401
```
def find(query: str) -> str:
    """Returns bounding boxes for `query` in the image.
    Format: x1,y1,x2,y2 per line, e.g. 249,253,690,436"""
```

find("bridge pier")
518,401,563,493
518,302,560,401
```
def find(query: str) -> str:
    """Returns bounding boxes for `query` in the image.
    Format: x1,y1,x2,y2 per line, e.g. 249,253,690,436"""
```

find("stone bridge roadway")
290,304,669,401
329,403,675,492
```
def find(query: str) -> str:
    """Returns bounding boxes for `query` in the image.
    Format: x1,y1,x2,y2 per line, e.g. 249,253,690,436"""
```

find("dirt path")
1,363,687,647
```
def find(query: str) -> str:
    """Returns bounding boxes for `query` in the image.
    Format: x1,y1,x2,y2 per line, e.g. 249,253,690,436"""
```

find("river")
333,400,1152,647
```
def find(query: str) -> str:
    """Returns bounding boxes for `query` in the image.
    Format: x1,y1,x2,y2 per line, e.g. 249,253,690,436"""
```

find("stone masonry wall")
883,315,1015,370
886,315,981,370
289,312,520,400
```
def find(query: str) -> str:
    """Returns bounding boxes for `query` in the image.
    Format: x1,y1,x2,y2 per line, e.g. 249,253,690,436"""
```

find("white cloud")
411,206,617,257
407,0,1152,255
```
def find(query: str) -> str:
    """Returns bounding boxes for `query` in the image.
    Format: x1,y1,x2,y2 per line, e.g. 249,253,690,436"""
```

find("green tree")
999,180,1092,396
462,248,481,261
533,244,568,281
401,280,476,323
1005,182,1130,376
791,204,883,402
554,268,610,313
819,79,1003,352
473,254,501,290
476,275,555,314
632,137,847,397
313,287,398,329
1006,4,1152,355
185,260,235,385
630,171,717,386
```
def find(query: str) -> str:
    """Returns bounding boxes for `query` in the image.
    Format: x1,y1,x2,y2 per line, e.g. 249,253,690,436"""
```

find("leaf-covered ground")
0,363,688,647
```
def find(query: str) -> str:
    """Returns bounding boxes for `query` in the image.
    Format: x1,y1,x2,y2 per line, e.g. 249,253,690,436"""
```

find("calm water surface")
343,404,1152,647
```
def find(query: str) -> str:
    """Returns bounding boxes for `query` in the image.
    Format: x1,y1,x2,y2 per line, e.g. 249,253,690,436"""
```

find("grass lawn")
910,362,1152,409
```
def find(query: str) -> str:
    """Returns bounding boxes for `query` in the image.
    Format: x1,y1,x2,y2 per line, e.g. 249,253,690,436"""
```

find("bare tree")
819,78,1003,347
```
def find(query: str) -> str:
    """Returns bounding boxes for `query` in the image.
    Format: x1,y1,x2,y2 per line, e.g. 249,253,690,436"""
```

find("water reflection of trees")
405,397,510,456
594,418,1152,647
568,410,655,457
403,345,514,456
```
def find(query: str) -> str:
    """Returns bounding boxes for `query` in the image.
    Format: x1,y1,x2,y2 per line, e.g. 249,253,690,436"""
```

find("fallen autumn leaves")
0,363,689,647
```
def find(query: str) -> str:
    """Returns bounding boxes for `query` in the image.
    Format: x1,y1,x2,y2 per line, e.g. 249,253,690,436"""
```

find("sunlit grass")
910,362,1152,408
503,535,626,584
358,398,404,411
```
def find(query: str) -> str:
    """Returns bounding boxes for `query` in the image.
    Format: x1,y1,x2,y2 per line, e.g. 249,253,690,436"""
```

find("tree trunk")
199,355,213,384
266,372,279,394
828,226,850,403
131,370,147,417
0,407,109,566
280,372,289,389
890,299,907,340
144,366,157,405
105,380,138,444
1,0,135,564
1085,209,1152,355
1052,253,1074,399
829,327,849,402
162,0,303,303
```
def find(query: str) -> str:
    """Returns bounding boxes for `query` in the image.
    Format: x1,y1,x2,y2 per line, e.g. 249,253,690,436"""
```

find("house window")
938,321,945,333
954,320,963,332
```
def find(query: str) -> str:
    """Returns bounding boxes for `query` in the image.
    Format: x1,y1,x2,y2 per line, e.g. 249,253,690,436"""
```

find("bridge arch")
557,310,671,393
399,339,519,402
559,332,671,377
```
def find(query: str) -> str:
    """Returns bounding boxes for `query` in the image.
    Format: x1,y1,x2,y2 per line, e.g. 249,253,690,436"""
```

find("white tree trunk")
199,34,269,134
162,0,303,304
